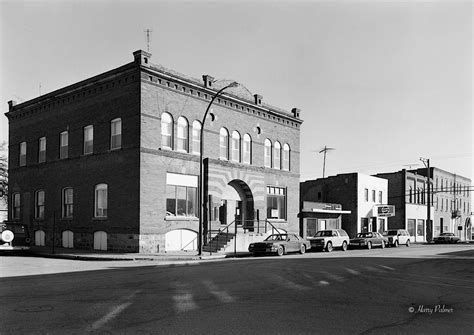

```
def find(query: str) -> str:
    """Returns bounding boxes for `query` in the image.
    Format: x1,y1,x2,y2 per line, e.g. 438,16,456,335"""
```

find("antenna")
144,29,153,52
319,145,335,178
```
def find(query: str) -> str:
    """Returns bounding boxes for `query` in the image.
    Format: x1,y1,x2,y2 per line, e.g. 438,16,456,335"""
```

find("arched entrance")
218,180,254,228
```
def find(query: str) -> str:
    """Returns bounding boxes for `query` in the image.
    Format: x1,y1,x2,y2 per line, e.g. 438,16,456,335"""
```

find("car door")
287,234,300,252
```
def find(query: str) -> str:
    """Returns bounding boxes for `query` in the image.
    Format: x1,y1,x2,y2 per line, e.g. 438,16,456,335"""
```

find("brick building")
6,50,302,253
300,173,388,238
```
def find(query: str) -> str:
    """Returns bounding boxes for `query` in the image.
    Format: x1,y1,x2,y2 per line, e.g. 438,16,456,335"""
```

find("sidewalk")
28,246,251,261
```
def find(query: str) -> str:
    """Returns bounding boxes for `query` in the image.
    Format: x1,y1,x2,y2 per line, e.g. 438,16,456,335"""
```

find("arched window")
161,113,173,149
264,139,272,168
243,134,252,164
282,143,290,171
177,117,189,152
273,141,281,170
219,128,229,160
231,131,241,162
192,120,201,155
95,184,108,218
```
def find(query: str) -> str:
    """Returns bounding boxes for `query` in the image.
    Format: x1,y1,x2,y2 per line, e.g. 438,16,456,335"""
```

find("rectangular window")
12,193,20,219
407,219,416,236
110,118,122,150
378,191,382,204
95,184,108,218
19,142,26,166
60,131,68,159
377,218,385,234
364,188,368,202
266,186,286,220
38,137,46,163
372,190,376,202
166,173,198,217
417,219,424,236
84,125,93,154
63,188,73,218
35,190,45,219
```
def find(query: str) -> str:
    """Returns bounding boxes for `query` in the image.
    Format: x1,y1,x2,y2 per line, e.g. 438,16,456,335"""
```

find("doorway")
217,180,254,228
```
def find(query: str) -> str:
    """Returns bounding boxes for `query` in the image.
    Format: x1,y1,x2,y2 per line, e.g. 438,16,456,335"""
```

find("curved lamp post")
198,81,239,256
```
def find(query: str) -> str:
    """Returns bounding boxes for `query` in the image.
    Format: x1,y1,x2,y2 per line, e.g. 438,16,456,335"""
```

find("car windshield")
314,231,333,237
384,231,397,236
357,233,372,238
265,234,287,241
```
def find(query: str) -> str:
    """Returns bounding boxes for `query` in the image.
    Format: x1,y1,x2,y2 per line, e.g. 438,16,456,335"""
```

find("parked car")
248,233,311,256
383,229,411,247
349,232,387,249
307,229,349,252
0,222,31,252
433,233,460,244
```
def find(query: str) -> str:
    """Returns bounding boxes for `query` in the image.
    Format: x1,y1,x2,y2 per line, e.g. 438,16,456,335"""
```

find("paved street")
1,244,473,334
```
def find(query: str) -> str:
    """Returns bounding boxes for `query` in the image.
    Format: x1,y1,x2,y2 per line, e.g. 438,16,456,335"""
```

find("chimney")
291,108,301,119
254,94,262,105
133,50,152,67
202,75,214,88
8,100,16,112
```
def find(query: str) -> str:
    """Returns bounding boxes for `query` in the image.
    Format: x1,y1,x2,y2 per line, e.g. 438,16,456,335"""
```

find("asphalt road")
1,245,473,334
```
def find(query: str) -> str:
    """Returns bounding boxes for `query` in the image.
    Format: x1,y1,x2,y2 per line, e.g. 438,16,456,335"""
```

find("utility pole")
319,146,334,178
144,29,152,52
420,157,431,242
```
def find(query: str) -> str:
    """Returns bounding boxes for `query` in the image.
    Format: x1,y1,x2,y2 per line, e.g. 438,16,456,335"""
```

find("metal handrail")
180,237,197,251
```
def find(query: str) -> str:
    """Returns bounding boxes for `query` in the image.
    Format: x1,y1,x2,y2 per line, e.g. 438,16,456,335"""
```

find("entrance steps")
203,227,268,253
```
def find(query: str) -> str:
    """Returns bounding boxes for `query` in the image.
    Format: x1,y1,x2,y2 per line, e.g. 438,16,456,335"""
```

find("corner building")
6,50,302,253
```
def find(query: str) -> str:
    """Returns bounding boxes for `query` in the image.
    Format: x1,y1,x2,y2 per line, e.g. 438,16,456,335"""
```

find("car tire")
394,240,399,247
277,245,284,256
326,242,333,252
367,242,372,250
341,241,348,251
406,240,410,247
299,244,306,254
381,241,385,249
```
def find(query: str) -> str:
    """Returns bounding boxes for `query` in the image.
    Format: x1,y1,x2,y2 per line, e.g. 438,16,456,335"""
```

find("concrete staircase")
202,232,236,253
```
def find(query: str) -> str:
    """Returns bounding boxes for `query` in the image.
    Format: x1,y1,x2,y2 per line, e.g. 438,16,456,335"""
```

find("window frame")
177,116,189,153
243,134,252,164
273,141,281,170
12,193,21,220
94,183,108,218
19,142,27,166
191,120,201,155
60,131,68,159
83,125,94,155
38,137,46,163
266,186,287,220
62,187,74,219
110,118,122,150
264,139,272,168
231,131,241,162
282,143,290,171
35,190,45,220
219,127,229,160
161,112,173,150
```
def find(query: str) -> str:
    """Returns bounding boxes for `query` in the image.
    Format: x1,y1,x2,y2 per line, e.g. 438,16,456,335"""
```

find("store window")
417,219,424,236
267,186,286,220
407,219,416,236
166,173,198,217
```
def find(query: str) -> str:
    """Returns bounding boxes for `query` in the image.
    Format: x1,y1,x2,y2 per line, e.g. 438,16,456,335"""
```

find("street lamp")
198,81,239,256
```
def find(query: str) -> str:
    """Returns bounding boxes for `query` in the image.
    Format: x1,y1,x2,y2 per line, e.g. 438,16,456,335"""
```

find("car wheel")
341,241,348,251
394,240,399,247
325,241,333,252
277,245,284,256
367,241,372,250
406,239,410,247
299,244,306,254
381,241,385,249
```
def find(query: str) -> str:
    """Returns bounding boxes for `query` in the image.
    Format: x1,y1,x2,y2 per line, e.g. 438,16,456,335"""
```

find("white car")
383,229,411,247
307,229,349,252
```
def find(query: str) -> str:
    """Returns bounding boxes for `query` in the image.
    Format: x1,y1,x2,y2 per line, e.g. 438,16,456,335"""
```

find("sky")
0,0,472,181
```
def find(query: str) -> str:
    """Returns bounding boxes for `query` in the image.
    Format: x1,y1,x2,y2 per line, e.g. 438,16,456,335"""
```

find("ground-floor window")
166,173,198,217
417,219,424,236
377,218,385,234
407,219,416,236
34,230,45,246
361,218,369,232
266,186,286,220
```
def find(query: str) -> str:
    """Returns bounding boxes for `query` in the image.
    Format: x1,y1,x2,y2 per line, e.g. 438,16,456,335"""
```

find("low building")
6,50,303,253
300,173,388,238
299,201,351,238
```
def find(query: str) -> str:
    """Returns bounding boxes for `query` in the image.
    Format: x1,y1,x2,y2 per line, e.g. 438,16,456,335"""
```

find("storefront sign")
375,205,395,217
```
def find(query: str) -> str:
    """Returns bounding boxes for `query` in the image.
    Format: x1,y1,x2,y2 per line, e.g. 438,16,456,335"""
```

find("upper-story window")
243,134,252,164
161,112,173,150
273,141,281,170
62,187,73,218
219,128,229,160
264,139,272,168
231,131,241,162
282,143,290,171
192,120,201,155
364,188,369,202
19,142,26,166
177,117,189,152
378,191,382,204
83,125,94,155
35,190,45,220
94,183,108,218
60,131,68,159
12,193,20,219
110,118,122,150
38,137,46,163
372,190,376,202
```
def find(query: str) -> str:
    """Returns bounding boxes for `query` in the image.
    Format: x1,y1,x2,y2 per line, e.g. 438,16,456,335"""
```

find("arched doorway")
165,229,197,251
218,180,254,228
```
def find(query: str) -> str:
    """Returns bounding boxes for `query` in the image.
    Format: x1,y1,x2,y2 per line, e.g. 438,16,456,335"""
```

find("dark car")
249,233,311,256
433,233,460,244
349,232,387,249
0,222,31,252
